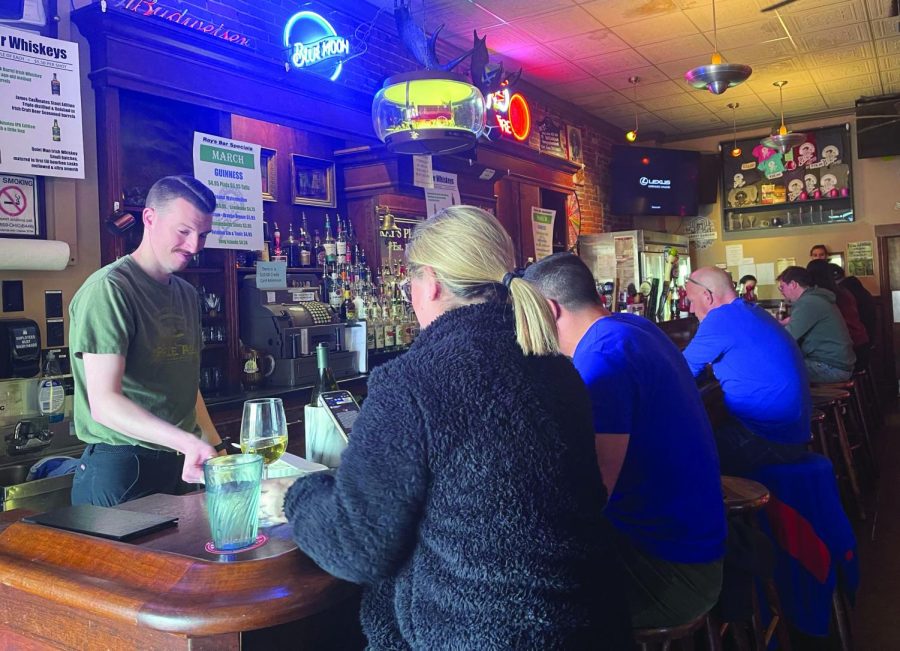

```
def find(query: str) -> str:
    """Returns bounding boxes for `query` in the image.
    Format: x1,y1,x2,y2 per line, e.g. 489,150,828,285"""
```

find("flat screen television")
610,146,700,216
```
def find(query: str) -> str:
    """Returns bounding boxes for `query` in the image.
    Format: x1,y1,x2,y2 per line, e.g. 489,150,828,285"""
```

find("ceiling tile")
595,65,671,88
881,68,900,87
655,55,712,79
766,0,855,14
743,60,809,88
718,39,797,65
866,0,900,19
476,0,577,21
876,36,900,56
882,53,900,70
526,61,594,84
638,92,704,110
801,42,876,68
609,13,701,47
637,34,715,64
513,6,606,40
712,19,789,50
545,29,631,60
818,73,881,94
809,59,879,83
781,2,868,35
633,79,690,99
581,0,681,28
683,0,771,31
660,103,718,119
500,43,567,68
543,81,594,100
576,49,653,77
778,97,831,114
825,90,871,107
796,22,871,52
870,18,900,39
581,90,634,107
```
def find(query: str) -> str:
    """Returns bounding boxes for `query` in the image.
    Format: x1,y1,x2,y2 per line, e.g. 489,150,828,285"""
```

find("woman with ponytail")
261,206,631,650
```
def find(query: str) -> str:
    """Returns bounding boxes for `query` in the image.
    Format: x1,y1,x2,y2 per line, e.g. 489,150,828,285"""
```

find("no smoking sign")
0,174,37,236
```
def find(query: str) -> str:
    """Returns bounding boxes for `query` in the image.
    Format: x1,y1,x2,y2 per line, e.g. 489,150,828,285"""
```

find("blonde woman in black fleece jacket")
260,206,632,650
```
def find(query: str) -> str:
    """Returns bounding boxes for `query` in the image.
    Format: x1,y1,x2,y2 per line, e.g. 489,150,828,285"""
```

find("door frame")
875,225,900,399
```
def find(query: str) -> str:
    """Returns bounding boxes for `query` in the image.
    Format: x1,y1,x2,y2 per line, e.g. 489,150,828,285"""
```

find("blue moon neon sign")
283,11,349,81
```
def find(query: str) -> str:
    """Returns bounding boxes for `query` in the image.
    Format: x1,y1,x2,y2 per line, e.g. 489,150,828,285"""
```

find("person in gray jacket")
777,266,855,382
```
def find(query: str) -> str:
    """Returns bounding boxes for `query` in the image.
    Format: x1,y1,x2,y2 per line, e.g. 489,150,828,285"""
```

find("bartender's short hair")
523,253,602,311
146,175,216,215
777,266,812,288
810,244,828,256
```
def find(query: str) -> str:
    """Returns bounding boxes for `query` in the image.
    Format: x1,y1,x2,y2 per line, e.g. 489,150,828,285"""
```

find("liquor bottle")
52,119,60,142
365,299,376,351
308,343,339,407
314,230,325,267
777,300,789,321
372,303,385,351
51,73,60,96
336,216,347,264
323,214,337,263
272,222,282,259
286,222,300,267
343,289,357,323
329,266,342,312
260,220,272,262
300,229,312,267
383,300,396,350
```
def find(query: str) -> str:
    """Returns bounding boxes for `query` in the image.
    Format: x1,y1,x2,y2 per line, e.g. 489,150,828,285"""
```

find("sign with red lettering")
486,89,531,142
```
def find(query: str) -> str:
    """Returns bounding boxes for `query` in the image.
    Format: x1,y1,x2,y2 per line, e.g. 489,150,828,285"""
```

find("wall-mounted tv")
610,145,700,217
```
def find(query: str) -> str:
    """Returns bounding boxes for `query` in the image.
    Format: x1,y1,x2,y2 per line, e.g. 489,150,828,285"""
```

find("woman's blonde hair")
406,205,558,356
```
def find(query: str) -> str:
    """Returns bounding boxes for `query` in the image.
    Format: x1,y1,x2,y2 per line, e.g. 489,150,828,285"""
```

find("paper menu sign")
756,263,776,286
725,244,744,267
425,188,456,218
531,207,556,260
775,257,796,276
0,26,86,178
413,155,434,188
255,260,287,289
193,131,264,250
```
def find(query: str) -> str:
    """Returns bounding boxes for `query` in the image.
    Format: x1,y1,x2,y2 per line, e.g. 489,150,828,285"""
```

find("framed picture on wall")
827,251,844,268
291,154,336,208
566,125,584,164
261,148,277,202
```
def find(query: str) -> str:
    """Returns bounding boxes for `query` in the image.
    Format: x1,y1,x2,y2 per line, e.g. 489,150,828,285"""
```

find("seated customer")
777,266,855,383
525,253,725,630
832,263,877,361
683,267,811,476
258,207,632,649
738,274,757,303
807,259,869,370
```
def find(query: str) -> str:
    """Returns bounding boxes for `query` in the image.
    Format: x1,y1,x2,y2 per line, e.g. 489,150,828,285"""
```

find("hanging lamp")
727,102,741,157
760,80,806,153
684,0,752,94
625,76,640,142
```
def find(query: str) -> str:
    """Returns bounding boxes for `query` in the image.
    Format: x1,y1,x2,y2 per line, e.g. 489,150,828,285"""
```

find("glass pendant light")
727,102,741,157
684,0,752,95
760,80,806,154
625,76,639,142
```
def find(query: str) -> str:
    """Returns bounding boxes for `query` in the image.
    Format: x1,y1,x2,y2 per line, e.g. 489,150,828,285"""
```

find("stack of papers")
266,452,328,479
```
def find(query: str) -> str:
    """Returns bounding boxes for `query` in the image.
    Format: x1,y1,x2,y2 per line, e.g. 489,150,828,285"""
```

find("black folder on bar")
22,504,178,541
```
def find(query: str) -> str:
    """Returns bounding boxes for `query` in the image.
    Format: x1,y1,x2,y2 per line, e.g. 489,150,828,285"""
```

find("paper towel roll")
0,238,70,271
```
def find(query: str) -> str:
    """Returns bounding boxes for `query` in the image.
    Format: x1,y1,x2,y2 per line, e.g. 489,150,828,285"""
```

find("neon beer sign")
283,11,349,81
486,88,531,142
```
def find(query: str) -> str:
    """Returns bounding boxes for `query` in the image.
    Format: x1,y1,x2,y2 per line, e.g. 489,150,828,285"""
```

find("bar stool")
809,387,865,520
810,409,828,458
811,379,877,479
853,366,882,429
721,477,792,651
633,610,722,651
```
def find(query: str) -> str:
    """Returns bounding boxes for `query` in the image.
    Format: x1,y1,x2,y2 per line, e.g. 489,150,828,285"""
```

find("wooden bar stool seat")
720,477,792,651
809,387,866,519
633,610,722,651
812,379,877,479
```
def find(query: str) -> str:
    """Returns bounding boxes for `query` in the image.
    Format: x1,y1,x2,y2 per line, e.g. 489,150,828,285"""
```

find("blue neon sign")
283,11,349,81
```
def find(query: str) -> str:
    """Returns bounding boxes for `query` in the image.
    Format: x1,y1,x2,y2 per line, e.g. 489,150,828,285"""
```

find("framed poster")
260,148,277,202
566,125,584,164
291,154,335,207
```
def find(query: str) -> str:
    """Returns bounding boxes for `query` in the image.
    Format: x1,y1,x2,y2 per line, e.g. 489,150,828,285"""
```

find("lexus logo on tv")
639,176,672,189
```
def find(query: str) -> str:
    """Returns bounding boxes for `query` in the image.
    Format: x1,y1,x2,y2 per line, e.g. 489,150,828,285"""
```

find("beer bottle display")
323,214,336,264
51,73,60,96
52,119,61,142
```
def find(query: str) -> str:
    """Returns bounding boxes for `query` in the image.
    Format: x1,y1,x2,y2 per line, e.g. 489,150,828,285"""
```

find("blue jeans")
714,417,808,477
70,443,185,507
805,359,852,383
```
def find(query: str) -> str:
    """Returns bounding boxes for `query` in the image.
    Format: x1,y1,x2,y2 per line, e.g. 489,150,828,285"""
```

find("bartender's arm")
82,353,217,482
195,390,227,456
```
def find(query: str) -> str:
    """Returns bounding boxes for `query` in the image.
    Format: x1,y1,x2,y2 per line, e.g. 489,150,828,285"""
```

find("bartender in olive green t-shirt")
69,176,226,507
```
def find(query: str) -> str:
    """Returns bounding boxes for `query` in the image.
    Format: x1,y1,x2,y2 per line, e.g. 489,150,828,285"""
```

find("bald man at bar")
683,267,812,476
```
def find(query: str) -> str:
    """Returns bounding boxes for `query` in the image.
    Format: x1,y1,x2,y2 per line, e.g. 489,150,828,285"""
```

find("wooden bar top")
0,492,359,649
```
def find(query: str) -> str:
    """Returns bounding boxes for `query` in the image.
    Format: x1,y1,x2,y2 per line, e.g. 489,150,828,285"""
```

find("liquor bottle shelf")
236,266,324,275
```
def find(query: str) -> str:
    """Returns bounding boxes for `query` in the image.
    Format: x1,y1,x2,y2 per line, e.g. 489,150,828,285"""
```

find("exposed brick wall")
113,0,627,233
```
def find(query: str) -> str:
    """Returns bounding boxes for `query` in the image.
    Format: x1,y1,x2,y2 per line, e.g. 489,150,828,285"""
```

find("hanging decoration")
684,0,751,94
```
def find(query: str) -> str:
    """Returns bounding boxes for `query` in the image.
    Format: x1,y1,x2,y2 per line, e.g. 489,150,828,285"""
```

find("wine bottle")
309,343,339,407
323,214,337,263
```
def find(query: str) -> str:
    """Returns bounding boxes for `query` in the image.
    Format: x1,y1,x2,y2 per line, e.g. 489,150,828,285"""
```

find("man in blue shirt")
525,253,725,629
683,267,811,475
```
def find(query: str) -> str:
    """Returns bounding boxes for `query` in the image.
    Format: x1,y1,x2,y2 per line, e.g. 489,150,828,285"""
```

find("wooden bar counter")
0,492,362,650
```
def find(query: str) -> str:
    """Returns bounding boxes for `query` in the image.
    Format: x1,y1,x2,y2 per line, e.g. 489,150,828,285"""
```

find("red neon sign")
487,89,531,142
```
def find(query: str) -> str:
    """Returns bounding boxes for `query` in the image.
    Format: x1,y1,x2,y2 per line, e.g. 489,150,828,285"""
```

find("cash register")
239,275,366,387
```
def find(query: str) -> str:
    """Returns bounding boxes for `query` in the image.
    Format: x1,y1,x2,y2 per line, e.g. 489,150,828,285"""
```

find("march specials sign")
192,132,263,251
531,207,556,261
283,10,349,81
0,26,85,179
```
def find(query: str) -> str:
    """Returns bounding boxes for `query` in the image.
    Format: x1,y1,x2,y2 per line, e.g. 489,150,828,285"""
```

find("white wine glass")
240,398,288,480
